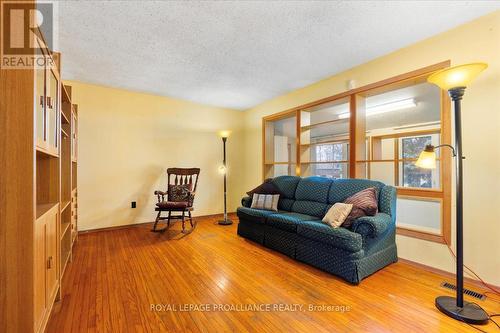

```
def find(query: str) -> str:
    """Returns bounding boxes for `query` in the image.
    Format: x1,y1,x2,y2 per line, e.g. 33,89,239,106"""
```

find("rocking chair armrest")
154,190,167,202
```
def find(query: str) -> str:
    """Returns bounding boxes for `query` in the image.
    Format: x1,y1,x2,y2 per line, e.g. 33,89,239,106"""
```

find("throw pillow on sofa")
322,203,353,228
246,178,281,196
343,187,378,227
250,193,280,211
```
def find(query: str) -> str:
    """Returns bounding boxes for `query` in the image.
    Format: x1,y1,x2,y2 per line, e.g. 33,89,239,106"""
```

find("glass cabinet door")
35,52,46,148
71,112,77,161
46,69,59,153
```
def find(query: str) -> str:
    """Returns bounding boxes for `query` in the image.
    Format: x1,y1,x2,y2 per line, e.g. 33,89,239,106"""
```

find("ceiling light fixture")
338,98,417,119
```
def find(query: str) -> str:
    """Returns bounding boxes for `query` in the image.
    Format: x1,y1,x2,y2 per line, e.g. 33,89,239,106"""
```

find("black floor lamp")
218,130,232,225
416,63,488,324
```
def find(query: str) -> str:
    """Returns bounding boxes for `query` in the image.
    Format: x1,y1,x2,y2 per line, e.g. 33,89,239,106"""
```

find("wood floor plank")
47,215,500,332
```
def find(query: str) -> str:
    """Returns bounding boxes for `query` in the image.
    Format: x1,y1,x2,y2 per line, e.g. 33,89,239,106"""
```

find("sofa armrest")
379,185,397,224
351,213,391,238
241,196,252,208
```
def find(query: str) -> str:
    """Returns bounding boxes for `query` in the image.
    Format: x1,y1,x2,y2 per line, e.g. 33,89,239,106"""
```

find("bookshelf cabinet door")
34,218,47,332
45,210,59,303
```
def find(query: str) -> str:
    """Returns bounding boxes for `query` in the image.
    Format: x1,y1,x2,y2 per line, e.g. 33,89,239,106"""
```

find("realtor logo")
1,1,56,69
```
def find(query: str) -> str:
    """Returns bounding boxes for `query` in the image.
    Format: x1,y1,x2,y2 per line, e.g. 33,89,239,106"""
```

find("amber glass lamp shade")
427,63,487,90
218,130,232,138
415,146,437,169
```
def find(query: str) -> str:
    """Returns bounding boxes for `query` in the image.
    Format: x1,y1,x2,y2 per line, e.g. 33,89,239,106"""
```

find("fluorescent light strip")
338,98,417,119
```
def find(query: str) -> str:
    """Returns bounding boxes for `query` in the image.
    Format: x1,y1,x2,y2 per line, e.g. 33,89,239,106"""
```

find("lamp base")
435,296,489,325
218,219,233,225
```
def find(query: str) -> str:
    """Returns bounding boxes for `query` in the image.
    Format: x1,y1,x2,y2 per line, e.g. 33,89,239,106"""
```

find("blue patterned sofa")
236,176,398,284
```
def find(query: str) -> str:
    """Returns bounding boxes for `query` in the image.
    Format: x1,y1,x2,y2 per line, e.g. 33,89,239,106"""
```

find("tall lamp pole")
416,63,488,325
218,131,232,225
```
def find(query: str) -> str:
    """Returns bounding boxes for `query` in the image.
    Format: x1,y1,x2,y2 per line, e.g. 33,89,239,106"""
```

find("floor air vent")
440,282,486,301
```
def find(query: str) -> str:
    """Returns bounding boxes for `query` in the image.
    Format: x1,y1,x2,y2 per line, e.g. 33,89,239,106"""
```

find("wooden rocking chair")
152,168,200,233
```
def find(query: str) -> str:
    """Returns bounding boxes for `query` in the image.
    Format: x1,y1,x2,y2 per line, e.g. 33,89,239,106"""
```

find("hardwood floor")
47,215,500,332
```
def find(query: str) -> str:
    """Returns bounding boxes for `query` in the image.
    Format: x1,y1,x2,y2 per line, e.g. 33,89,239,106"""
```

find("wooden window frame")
262,61,451,243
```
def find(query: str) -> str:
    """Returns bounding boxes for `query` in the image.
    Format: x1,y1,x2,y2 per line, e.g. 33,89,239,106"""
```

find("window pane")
400,161,440,189
310,163,348,179
367,161,395,186
264,164,297,178
273,164,296,177
399,134,440,189
402,136,431,158
314,143,348,163
365,82,441,131
397,198,441,234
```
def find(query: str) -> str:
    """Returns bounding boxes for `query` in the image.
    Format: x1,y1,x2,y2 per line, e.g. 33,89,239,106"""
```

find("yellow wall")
242,11,500,285
67,81,245,231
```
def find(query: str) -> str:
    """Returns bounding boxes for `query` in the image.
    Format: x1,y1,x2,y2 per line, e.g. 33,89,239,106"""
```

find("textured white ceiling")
58,1,500,110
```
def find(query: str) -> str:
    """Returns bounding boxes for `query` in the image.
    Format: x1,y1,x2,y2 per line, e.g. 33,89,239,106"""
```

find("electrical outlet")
131,201,136,208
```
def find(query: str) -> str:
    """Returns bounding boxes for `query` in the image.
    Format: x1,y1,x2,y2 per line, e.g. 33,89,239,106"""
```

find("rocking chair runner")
152,168,200,232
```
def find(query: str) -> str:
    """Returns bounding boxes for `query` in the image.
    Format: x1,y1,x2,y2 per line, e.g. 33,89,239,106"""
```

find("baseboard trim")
78,212,237,234
398,258,500,292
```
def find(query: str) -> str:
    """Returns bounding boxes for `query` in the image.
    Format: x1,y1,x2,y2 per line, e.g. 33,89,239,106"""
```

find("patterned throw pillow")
342,187,378,228
168,184,192,203
250,194,280,211
246,178,281,196
322,203,353,228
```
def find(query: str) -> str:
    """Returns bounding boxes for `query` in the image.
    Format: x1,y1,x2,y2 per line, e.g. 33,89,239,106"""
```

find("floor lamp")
416,63,488,324
218,130,233,225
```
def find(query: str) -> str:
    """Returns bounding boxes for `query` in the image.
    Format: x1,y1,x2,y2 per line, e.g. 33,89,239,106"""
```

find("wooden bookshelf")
0,21,78,332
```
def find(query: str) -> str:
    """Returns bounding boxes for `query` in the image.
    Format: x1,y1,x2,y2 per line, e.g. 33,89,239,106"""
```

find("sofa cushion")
291,200,328,218
295,177,331,203
328,179,384,204
156,201,188,209
271,176,300,199
237,206,278,225
278,198,295,211
297,221,362,252
267,212,319,232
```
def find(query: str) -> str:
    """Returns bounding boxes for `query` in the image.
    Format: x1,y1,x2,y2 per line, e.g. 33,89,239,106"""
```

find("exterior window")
401,136,433,188
315,143,345,166
313,143,349,178
399,134,440,189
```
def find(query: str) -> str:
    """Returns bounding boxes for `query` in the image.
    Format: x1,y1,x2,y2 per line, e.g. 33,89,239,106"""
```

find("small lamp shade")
427,63,487,90
415,145,437,169
218,130,231,138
